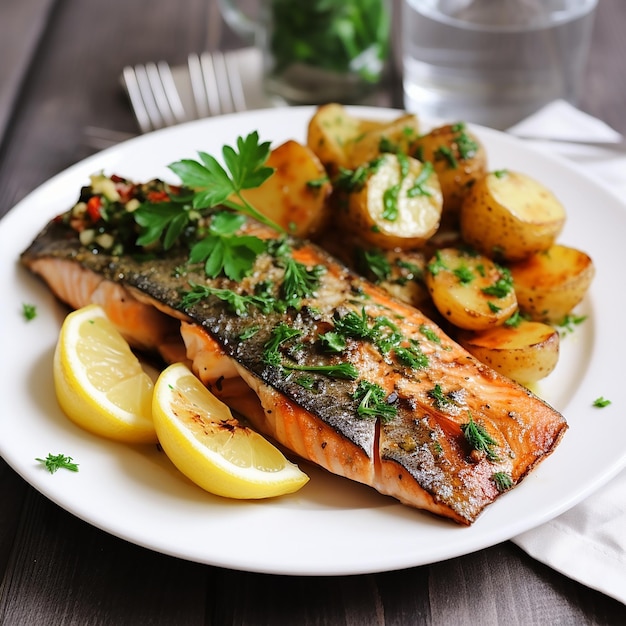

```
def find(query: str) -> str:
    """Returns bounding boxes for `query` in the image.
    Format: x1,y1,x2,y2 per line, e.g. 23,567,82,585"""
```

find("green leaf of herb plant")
135,201,193,249
189,211,267,281
168,131,282,232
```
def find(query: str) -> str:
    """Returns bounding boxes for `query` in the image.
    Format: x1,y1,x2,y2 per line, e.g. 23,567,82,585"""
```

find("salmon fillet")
20,177,567,525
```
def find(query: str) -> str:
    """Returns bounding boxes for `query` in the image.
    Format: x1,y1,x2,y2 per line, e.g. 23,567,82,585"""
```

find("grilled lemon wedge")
152,362,309,499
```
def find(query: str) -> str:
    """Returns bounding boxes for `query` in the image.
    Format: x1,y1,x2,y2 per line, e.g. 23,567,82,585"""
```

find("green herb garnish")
181,284,275,316
36,453,79,474
460,413,499,461
168,131,280,231
406,161,434,197
427,250,448,276
593,396,611,408
357,248,392,283
394,339,429,370
453,264,474,284
492,472,513,492
283,361,359,380
263,323,303,366
22,302,37,321
481,266,514,298
428,384,453,409
352,380,397,421
189,211,267,281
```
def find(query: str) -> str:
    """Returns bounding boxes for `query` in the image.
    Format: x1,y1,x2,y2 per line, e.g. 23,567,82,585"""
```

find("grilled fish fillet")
21,180,567,525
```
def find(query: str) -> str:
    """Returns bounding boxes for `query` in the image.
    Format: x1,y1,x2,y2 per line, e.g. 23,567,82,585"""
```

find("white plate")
1,106,624,576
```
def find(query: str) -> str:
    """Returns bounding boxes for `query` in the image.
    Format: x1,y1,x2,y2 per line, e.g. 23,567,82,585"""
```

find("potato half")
425,247,517,330
341,153,442,250
457,320,560,384
460,170,566,262
410,122,487,223
346,114,421,169
239,140,332,239
509,244,595,323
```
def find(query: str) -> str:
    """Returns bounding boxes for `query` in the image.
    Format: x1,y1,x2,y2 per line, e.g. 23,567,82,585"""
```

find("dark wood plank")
0,0,57,143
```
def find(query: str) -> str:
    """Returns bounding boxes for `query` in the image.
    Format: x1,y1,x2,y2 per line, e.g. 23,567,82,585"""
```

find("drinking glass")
401,0,598,129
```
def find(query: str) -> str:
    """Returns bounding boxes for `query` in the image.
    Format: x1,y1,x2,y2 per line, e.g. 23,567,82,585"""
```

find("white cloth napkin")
508,100,626,605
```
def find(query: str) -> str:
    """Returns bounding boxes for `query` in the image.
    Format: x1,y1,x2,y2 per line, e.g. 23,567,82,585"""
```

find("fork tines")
188,51,247,118
123,61,186,133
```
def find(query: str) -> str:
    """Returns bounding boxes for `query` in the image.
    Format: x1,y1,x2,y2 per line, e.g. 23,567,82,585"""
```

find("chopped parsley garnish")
36,453,79,474
356,248,392,283
382,153,410,222
427,250,448,276
593,396,611,408
279,255,325,306
481,266,514,298
428,384,453,409
492,471,513,492
494,169,509,179
239,326,260,340
460,413,499,461
352,380,397,421
333,307,379,342
22,302,37,321
394,339,429,369
283,361,359,380
557,313,587,335
181,284,275,316
406,161,434,197
453,264,474,284
306,175,329,189
319,331,347,353
419,324,441,344
504,309,523,327
435,146,458,169
263,324,358,380
263,323,303,365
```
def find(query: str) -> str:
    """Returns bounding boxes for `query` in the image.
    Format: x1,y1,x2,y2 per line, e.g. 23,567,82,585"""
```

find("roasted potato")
239,140,332,239
457,320,560,384
508,244,595,323
346,114,421,168
340,153,443,250
460,170,566,262
410,122,487,224
425,247,517,330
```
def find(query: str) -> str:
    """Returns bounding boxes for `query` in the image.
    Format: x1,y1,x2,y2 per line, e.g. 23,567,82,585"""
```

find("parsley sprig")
189,211,266,281
168,132,282,232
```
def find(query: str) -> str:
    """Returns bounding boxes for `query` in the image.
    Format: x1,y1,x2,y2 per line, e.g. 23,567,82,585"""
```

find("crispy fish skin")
21,204,567,525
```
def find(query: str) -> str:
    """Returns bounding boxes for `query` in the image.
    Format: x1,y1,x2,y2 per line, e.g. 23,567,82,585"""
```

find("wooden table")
1,1,625,623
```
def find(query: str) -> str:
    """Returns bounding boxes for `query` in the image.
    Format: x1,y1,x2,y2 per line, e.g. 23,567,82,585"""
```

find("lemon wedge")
152,362,309,499
53,304,157,443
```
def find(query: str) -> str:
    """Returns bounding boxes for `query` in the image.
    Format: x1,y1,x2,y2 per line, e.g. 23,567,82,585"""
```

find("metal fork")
122,61,187,133
187,51,247,118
